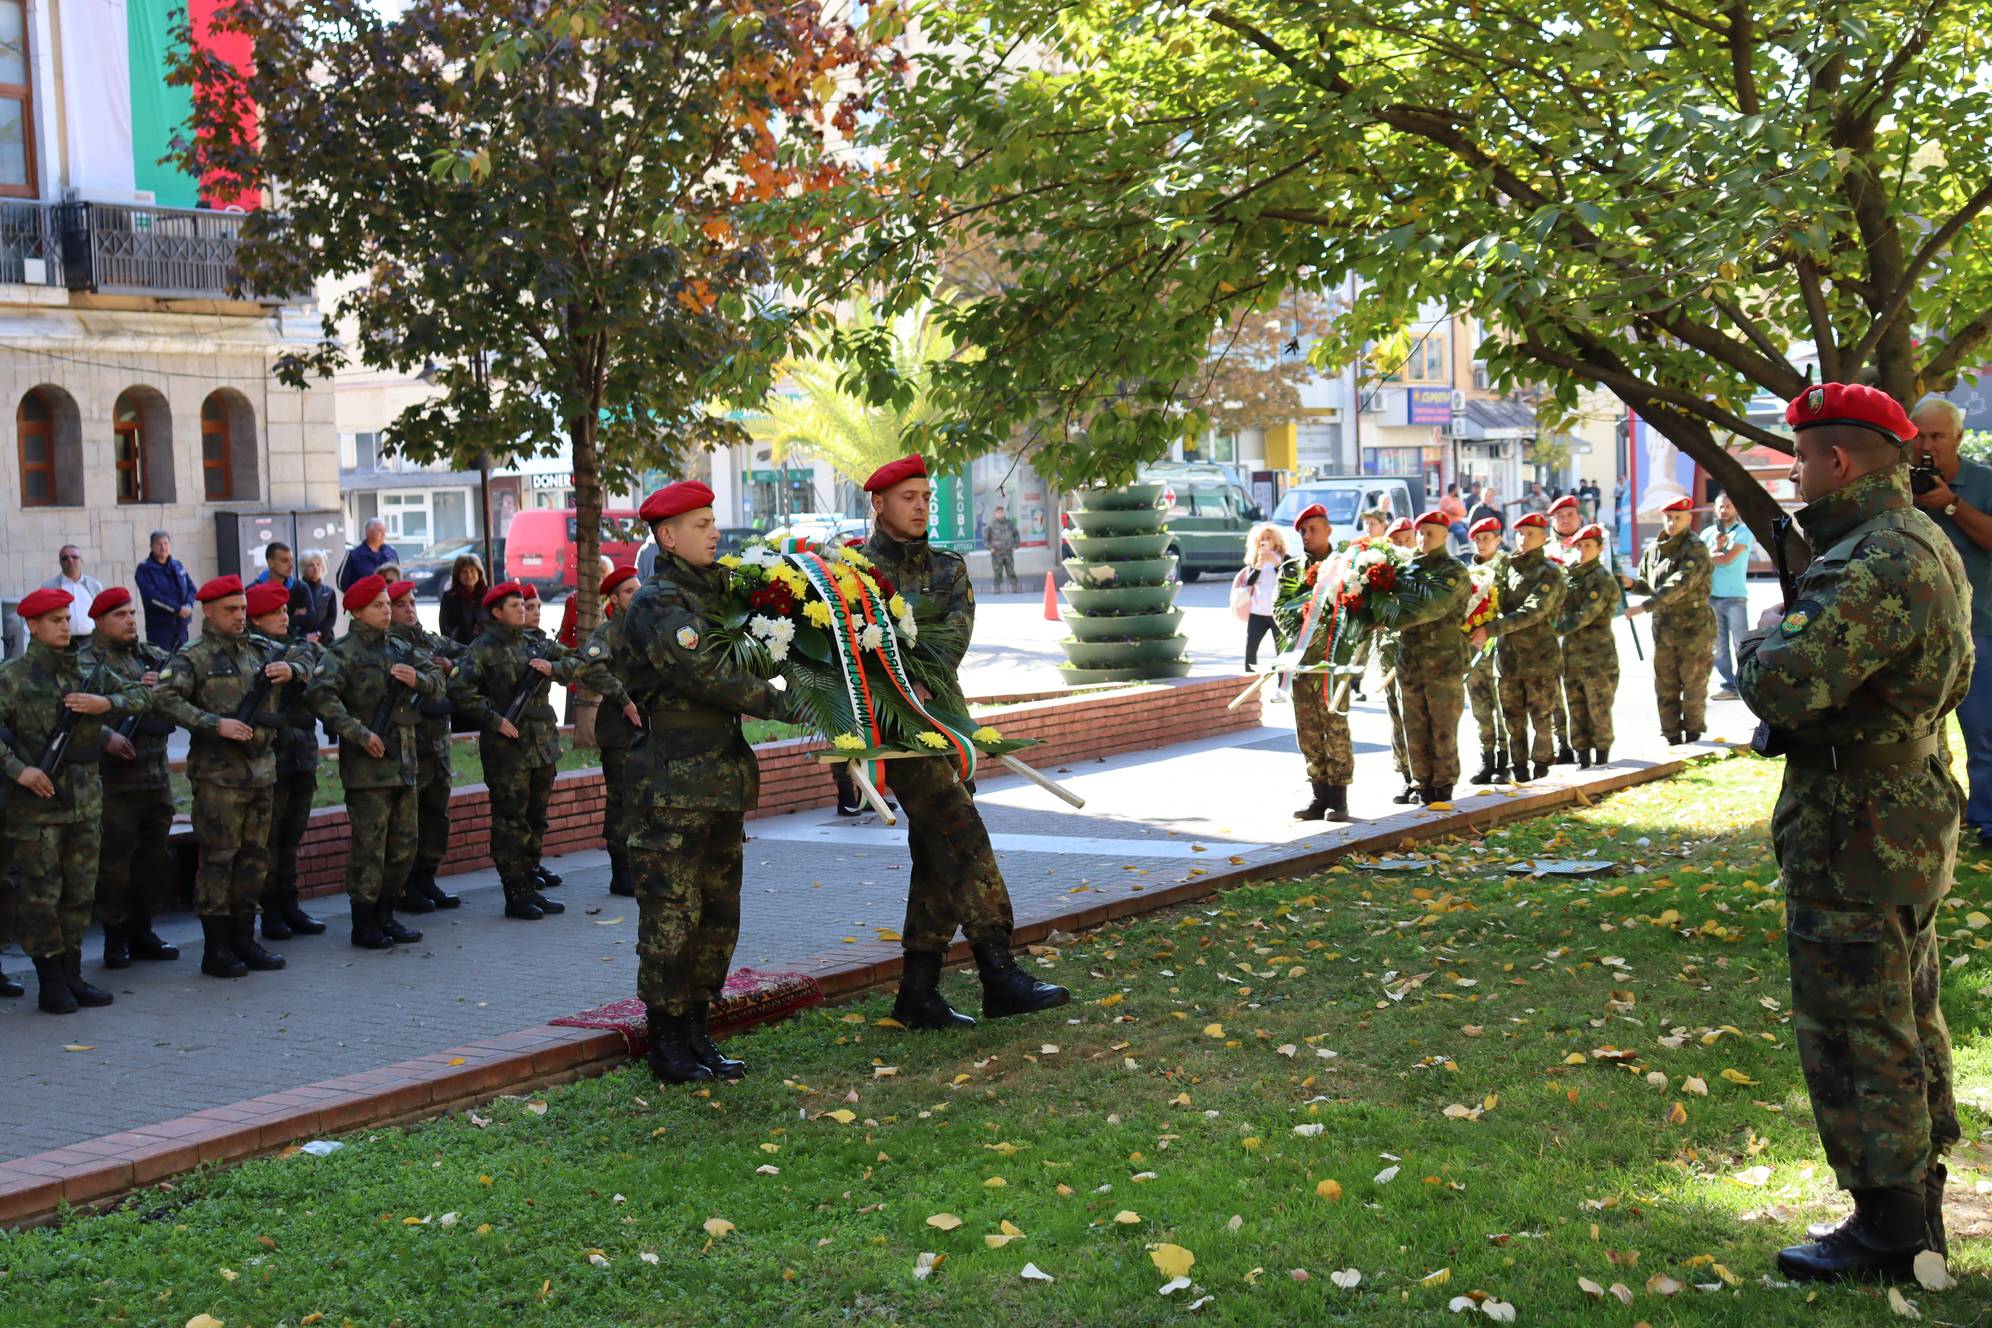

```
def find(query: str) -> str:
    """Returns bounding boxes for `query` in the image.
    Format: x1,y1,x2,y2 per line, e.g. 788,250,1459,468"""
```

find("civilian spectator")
289,549,338,643
40,545,104,639
336,518,400,591
1359,509,1389,539
558,556,617,648
1467,485,1502,530
637,538,658,581
1701,491,1754,700
1911,395,1992,845
438,554,492,646
1233,524,1287,672
135,530,198,651
1579,479,1603,521
249,542,297,592
1439,483,1468,531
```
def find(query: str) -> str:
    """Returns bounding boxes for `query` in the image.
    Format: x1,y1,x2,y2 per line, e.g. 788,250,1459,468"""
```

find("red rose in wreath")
1303,564,1320,586
1365,563,1397,592
873,572,896,600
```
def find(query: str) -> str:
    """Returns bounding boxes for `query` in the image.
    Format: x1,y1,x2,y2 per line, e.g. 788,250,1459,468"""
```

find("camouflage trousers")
1497,672,1559,767
1399,674,1465,788
1564,667,1618,752
1787,898,1957,1190
1467,660,1501,759
1292,673,1354,784
989,548,1017,592
483,745,556,878
1384,676,1408,776
415,752,452,868
96,781,175,927
890,756,1016,953
345,785,418,907
629,808,743,1015
192,781,274,917
5,818,98,958
1552,656,1572,745
1652,617,1715,736
266,769,317,895
599,746,632,854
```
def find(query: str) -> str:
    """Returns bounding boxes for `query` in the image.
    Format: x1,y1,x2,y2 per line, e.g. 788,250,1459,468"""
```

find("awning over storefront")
1443,397,1539,440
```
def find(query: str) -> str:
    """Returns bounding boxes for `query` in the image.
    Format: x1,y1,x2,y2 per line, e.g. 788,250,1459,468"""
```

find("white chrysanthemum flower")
742,545,779,568
898,615,918,643
767,618,796,644
766,638,791,662
858,624,884,650
748,614,780,639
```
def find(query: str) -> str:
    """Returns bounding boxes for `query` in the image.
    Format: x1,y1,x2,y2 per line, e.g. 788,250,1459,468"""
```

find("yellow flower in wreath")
717,555,742,569
971,726,1003,743
832,734,868,751
887,594,909,619
915,730,949,749
803,600,834,628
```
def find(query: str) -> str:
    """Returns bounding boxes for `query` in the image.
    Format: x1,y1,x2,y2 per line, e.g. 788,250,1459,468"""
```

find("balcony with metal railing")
0,200,65,287
0,199,289,302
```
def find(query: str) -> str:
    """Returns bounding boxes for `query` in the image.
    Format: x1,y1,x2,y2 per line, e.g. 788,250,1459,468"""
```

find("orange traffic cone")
1042,570,1060,622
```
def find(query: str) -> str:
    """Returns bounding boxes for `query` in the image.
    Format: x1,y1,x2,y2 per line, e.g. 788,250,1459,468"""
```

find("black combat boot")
834,768,863,816
1555,742,1577,765
608,850,635,898
127,916,180,959
261,888,295,941
232,914,286,971
891,951,976,1030
350,897,393,949
1420,785,1453,806
1391,778,1418,804
533,863,563,890
1511,760,1532,784
687,1002,746,1079
377,901,423,946
0,960,22,999
1594,745,1610,765
278,885,327,935
1777,1186,1927,1282
199,916,247,979
1684,730,1702,744
63,950,114,1007
1294,780,1332,821
529,885,565,915
502,877,545,921
972,939,1070,1019
1323,785,1355,821
1807,1165,1950,1261
644,1008,715,1084
1577,748,1592,769
402,862,458,910
1532,762,1550,780
33,955,77,1014
102,923,133,970
396,870,439,914
1470,756,1498,785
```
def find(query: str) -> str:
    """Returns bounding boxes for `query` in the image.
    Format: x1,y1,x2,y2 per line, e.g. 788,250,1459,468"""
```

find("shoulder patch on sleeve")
675,625,700,650
585,643,603,658
1780,599,1821,638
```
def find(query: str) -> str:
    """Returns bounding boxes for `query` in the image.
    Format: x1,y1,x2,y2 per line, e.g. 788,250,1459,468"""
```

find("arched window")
16,385,81,507
201,394,232,499
112,387,175,505
200,389,258,502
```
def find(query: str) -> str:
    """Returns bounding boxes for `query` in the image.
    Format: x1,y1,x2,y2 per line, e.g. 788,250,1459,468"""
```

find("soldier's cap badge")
1806,385,1825,415
675,625,700,650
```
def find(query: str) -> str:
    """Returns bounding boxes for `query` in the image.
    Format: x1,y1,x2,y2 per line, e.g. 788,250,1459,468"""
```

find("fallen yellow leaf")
1316,1179,1342,1202
1151,1244,1196,1279
703,1218,735,1239
1113,1210,1142,1225
1720,1068,1758,1085
926,1213,963,1231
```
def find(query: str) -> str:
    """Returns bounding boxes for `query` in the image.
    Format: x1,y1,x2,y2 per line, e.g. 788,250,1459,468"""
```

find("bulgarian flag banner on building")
107,0,257,210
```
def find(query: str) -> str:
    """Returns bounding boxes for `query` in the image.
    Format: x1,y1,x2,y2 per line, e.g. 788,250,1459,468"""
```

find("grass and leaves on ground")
9,753,1990,1326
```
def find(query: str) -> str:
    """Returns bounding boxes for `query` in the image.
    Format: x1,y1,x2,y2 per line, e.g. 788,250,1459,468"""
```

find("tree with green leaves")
173,0,879,640
784,0,1992,543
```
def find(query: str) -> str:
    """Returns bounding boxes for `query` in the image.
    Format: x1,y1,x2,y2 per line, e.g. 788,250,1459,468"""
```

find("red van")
504,507,649,594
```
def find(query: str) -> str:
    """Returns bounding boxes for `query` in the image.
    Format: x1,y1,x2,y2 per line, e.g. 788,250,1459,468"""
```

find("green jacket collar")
659,550,725,592
1796,465,1912,548
348,621,387,646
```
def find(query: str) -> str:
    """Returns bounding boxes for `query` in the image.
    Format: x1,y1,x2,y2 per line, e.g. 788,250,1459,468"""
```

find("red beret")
521,583,540,600
1513,512,1549,530
1385,516,1414,535
1547,494,1579,514
196,575,243,603
1575,523,1606,543
1785,381,1917,443
1291,503,1329,530
1659,496,1694,514
88,586,132,619
600,565,639,597
1468,516,1503,538
343,574,388,611
639,481,715,523
863,454,928,493
245,582,290,618
483,581,525,609
1415,509,1450,530
17,587,72,621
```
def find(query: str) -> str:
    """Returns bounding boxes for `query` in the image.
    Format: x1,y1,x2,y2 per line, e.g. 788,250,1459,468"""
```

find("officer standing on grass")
859,455,1070,1031
579,565,644,899
1737,383,1968,1282
616,481,789,1082
389,579,463,913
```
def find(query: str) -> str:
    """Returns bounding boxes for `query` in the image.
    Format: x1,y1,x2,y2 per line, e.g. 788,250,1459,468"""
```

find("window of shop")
380,491,431,543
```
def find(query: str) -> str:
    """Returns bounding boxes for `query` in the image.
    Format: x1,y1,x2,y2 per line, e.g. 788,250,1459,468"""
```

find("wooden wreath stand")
814,750,1086,827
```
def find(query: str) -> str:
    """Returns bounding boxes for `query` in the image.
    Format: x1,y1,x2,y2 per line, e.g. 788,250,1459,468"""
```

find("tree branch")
1796,254,1841,381
1727,3,1760,114
1841,173,1992,376
1518,337,1791,451
1918,302,1992,388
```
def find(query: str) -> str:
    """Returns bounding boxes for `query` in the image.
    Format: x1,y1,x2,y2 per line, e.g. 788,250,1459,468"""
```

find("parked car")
503,507,649,593
1272,477,1425,559
763,514,868,552
1146,464,1265,582
401,538,488,599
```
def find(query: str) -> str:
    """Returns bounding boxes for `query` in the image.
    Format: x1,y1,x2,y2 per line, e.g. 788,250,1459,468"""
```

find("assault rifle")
500,642,553,728
34,659,109,803
368,642,416,737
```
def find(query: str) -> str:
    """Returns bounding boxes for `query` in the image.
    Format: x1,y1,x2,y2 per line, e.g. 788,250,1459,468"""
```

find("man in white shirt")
39,546,104,639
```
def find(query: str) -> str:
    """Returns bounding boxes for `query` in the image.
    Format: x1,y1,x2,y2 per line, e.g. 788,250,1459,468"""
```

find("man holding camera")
1909,396,1992,848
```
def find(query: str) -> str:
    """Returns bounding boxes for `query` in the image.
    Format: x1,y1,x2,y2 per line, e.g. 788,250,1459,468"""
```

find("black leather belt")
645,709,734,731
1782,733,1941,772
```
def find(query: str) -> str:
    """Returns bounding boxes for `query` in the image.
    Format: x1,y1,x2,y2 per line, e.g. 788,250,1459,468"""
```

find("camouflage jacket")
153,628,300,788
270,637,325,777
1625,528,1715,633
0,641,148,825
392,621,460,768
863,529,975,682
984,517,1019,553
1737,466,1971,906
1390,547,1472,682
1490,545,1566,678
1273,553,1334,666
614,551,783,812
307,622,447,790
578,612,640,752
448,621,584,768
83,637,176,791
1557,559,1620,672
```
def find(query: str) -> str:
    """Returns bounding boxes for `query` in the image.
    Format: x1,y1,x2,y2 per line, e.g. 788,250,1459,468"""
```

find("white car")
1271,479,1421,559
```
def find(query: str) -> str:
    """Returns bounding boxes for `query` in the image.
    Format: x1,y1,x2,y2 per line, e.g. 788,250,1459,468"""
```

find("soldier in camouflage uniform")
1544,494,1584,764
307,575,447,950
983,505,1021,594
860,455,1069,1032
0,588,146,1013
1380,517,1419,802
255,582,329,943
389,580,463,913
1622,495,1716,743
449,583,581,920
1554,524,1619,767
578,565,644,899
82,587,183,968
1737,383,1968,1282
1389,512,1472,802
0,772,18,999
615,482,787,1082
153,576,300,979
1464,517,1508,783
1474,511,1564,781
517,583,569,893
1278,503,1356,821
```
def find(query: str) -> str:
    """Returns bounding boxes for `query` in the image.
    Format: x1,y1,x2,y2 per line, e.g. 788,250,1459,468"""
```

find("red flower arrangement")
749,581,797,615
1364,562,1397,592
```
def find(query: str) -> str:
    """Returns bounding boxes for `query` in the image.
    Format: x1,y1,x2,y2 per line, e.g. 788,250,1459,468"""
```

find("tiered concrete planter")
1058,483,1191,684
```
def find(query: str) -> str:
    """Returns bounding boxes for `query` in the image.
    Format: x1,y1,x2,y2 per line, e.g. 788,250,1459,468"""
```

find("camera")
1909,451,1942,496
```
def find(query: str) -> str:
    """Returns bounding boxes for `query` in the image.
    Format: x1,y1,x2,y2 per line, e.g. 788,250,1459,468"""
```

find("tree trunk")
569,408,602,749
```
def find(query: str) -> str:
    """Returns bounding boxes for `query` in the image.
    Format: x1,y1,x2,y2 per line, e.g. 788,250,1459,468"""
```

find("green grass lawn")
11,754,1991,1325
